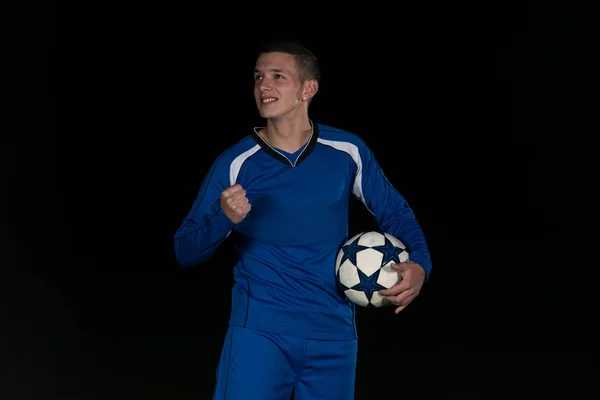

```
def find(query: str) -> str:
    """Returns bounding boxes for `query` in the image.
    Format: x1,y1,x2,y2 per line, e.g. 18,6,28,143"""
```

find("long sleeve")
354,138,433,280
174,156,236,268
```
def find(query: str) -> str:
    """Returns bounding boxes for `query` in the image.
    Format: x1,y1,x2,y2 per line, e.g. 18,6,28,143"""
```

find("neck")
260,114,312,153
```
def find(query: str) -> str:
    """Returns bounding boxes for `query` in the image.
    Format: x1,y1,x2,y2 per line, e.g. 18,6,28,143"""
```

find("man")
174,40,432,400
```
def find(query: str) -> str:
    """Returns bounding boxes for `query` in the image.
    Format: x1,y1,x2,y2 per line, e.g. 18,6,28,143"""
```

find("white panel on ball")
338,261,361,288
377,263,401,288
357,230,386,247
345,289,369,308
384,233,407,252
355,248,383,276
370,291,388,308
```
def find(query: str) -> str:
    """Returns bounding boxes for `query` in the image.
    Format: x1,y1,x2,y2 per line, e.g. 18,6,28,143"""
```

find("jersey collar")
251,120,319,167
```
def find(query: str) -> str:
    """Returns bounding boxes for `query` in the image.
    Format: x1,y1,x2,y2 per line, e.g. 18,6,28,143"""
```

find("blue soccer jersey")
174,121,432,340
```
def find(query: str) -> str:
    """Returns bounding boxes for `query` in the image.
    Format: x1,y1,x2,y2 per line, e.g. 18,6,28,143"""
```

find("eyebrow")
254,68,288,75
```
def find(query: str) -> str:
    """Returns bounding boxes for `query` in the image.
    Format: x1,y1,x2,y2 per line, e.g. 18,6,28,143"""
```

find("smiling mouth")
261,98,278,104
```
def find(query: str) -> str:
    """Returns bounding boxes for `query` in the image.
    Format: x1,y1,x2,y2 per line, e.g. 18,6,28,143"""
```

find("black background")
3,2,597,399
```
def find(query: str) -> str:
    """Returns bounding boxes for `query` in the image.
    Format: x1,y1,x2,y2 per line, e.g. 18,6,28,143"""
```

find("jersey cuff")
213,201,236,231
408,254,432,282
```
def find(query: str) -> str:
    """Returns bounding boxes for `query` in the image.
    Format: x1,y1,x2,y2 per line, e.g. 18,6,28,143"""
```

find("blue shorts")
212,324,358,400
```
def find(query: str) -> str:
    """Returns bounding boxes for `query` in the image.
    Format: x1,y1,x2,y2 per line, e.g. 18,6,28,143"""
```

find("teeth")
262,98,277,103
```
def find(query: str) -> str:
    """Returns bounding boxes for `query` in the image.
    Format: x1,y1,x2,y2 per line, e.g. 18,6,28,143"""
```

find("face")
253,52,315,120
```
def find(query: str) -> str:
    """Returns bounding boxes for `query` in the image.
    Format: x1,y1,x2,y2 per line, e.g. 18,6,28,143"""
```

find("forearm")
380,204,432,280
174,200,235,267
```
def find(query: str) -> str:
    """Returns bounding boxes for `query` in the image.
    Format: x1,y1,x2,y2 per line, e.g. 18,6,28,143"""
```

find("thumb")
390,262,404,271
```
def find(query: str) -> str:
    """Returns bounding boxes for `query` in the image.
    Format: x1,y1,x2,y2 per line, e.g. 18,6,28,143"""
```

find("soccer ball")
335,231,409,308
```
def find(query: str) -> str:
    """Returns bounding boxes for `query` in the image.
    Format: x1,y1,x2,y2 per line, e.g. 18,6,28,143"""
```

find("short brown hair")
256,40,321,84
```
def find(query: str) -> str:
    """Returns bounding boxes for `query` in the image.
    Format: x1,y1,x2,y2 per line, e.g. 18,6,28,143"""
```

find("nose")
258,77,272,92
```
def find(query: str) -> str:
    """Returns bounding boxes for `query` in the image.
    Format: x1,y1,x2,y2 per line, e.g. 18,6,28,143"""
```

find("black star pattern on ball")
351,268,387,302
372,235,406,267
340,236,369,266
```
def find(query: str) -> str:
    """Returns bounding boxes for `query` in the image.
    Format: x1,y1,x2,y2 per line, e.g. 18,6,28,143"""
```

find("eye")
274,74,283,79
254,75,263,81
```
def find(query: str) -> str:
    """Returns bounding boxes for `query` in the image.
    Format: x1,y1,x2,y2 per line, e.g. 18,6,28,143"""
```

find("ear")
302,79,319,101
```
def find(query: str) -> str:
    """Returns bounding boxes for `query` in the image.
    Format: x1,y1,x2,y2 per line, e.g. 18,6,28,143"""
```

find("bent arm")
174,159,234,268
174,198,235,267
354,139,433,280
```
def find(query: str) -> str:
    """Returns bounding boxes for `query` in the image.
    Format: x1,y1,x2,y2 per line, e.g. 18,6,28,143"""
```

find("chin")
257,101,293,120
258,108,280,119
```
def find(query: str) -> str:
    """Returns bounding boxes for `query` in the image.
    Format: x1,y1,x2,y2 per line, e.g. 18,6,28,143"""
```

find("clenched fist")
220,184,251,224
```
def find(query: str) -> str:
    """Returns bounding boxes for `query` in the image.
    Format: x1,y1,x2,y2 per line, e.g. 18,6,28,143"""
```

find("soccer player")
174,40,432,400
